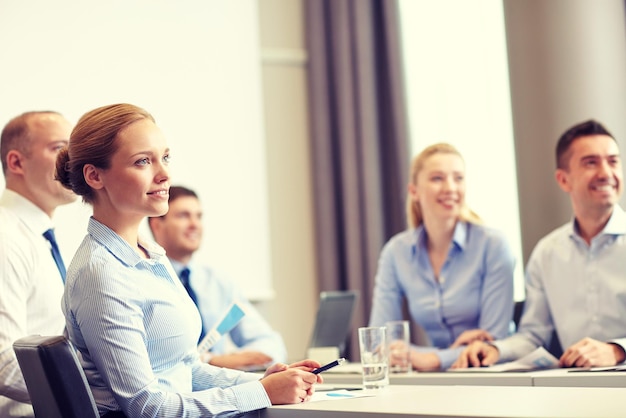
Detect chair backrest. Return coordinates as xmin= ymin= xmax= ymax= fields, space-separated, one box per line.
xmin=13 ymin=335 xmax=99 ymax=418
xmin=511 ymin=300 xmax=563 ymax=358
xmin=513 ymin=300 xmax=525 ymax=331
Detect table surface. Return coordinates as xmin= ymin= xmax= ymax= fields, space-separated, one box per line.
xmin=531 ymin=368 xmax=626 ymax=387
xmin=319 ymin=362 xmax=626 ymax=388
xmin=321 ymin=368 xmax=534 ymax=386
xmin=254 ymin=384 xmax=626 ymax=418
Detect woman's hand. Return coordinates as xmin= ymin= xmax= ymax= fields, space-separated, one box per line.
xmin=450 ymin=329 xmax=493 ymax=348
xmin=264 ymin=359 xmax=322 ymax=380
xmin=409 ymin=351 xmax=441 ymax=371
xmin=451 ymin=340 xmax=499 ymax=369
xmin=261 ymin=367 xmax=319 ymax=404
xmin=388 ymin=340 xmax=410 ymax=368
xmin=261 ymin=359 xmax=323 ymax=404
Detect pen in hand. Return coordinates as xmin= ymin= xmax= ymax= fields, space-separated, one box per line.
xmin=312 ymin=358 xmax=346 ymax=374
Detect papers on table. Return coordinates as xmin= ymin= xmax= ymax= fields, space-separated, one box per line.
xmin=197 ymin=301 xmax=247 ymax=354
xmin=311 ymin=389 xmax=375 ymax=402
xmin=450 ymin=347 xmax=559 ymax=372
xmin=569 ymin=364 xmax=626 ymax=372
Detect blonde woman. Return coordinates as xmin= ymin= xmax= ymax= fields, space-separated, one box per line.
xmin=369 ymin=143 xmax=515 ymax=371
xmin=56 ymin=104 xmax=320 ymax=417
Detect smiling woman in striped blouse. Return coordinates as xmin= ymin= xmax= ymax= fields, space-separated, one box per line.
xmin=55 ymin=103 xmax=321 ymax=418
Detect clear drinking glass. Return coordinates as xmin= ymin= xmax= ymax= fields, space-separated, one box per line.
xmin=357 ymin=326 xmax=389 ymax=389
xmin=385 ymin=320 xmax=411 ymax=373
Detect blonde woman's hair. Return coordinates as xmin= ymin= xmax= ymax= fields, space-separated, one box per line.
xmin=406 ymin=143 xmax=481 ymax=228
xmin=56 ymin=103 xmax=154 ymax=204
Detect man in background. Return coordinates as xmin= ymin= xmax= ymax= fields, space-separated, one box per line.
xmin=0 ymin=111 xmax=76 ymax=417
xmin=148 ymin=185 xmax=287 ymax=370
xmin=452 ymin=119 xmax=626 ymax=369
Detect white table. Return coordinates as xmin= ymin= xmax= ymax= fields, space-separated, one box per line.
xmin=252 ymin=385 xmax=626 ymax=418
xmin=531 ymin=368 xmax=626 ymax=387
xmin=321 ymin=369 xmax=533 ymax=387
xmin=322 ymin=364 xmax=626 ymax=388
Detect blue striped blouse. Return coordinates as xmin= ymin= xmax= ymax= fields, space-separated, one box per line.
xmin=62 ymin=217 xmax=271 ymax=417
xmin=369 ymin=221 xmax=515 ymax=369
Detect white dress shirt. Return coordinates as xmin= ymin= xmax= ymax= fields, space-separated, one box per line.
xmin=0 ymin=189 xmax=65 ymax=418
xmin=169 ymin=259 xmax=287 ymax=363
xmin=495 ymin=206 xmax=626 ymax=362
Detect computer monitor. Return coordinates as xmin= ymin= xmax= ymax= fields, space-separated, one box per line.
xmin=307 ymin=290 xmax=358 ymax=358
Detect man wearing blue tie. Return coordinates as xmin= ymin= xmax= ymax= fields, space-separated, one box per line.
xmin=0 ymin=111 xmax=76 ymax=417
xmin=148 ymin=186 xmax=287 ymax=370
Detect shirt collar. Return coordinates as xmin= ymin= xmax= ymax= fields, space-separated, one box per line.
xmin=451 ymin=221 xmax=469 ymax=250
xmin=169 ymin=258 xmax=190 ymax=276
xmin=570 ymin=205 xmax=626 ymax=239
xmin=603 ymin=206 xmax=626 ymax=235
xmin=0 ymin=189 xmax=53 ymax=235
xmin=412 ymin=221 xmax=468 ymax=254
xmin=87 ymin=217 xmax=166 ymax=266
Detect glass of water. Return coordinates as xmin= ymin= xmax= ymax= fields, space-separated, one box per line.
xmin=357 ymin=326 xmax=389 ymax=389
xmin=385 ymin=320 xmax=411 ymax=373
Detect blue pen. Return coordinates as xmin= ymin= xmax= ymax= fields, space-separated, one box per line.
xmin=312 ymin=358 xmax=346 ymax=374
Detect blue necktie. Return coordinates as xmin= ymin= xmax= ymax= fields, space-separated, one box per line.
xmin=43 ymin=228 xmax=66 ymax=283
xmin=178 ymin=267 xmax=206 ymax=342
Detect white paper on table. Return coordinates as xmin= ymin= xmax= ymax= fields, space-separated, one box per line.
xmin=310 ymin=390 xmax=376 ymax=402
xmin=570 ymin=363 xmax=626 ymax=372
xmin=450 ymin=346 xmax=559 ymax=372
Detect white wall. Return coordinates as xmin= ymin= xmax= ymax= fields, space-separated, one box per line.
xmin=399 ymin=0 xmax=525 ymax=300
xmin=0 ymin=0 xmax=274 ymax=299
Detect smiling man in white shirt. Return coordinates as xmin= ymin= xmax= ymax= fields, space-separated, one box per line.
xmin=0 ymin=111 xmax=76 ymax=417
xmin=452 ymin=119 xmax=626 ymax=370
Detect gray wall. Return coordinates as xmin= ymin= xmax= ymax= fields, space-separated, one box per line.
xmin=504 ymin=0 xmax=626 ymax=264
xmin=256 ymin=0 xmax=318 ymax=361
xmin=258 ymin=0 xmax=626 ymax=359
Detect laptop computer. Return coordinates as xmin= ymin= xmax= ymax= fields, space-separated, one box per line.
xmin=307 ymin=290 xmax=358 ymax=360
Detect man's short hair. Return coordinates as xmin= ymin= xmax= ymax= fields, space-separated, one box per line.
xmin=153 ymin=185 xmax=198 ymax=220
xmin=556 ymin=119 xmax=615 ymax=170
xmin=1 ymin=111 xmax=61 ymax=174
xmin=147 ymin=185 xmax=198 ymax=236
xmin=168 ymin=186 xmax=197 ymax=205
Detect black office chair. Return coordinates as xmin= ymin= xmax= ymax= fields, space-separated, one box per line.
xmin=512 ymin=300 xmax=525 ymax=331
xmin=13 ymin=334 xmax=99 ymax=418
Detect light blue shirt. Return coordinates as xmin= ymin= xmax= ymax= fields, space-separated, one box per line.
xmin=369 ymin=221 xmax=515 ymax=369
xmin=169 ymin=259 xmax=287 ymax=362
xmin=495 ymin=206 xmax=626 ymax=362
xmin=62 ymin=218 xmax=271 ymax=417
